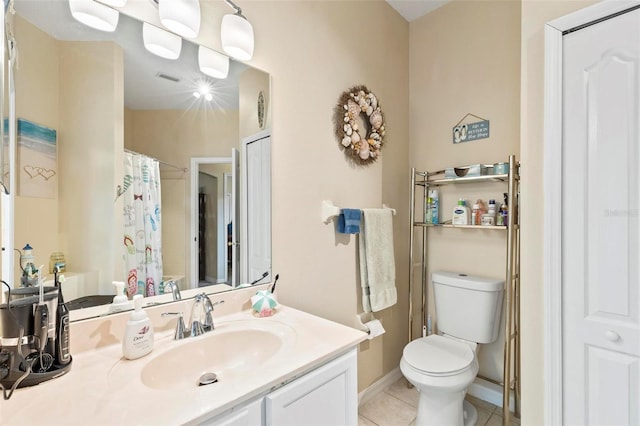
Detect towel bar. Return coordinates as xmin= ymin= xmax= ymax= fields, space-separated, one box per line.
xmin=321 ymin=200 xmax=396 ymax=224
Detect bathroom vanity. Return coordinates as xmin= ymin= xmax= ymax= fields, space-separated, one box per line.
xmin=0 ymin=286 xmax=368 ymax=425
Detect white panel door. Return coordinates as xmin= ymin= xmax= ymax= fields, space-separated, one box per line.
xmin=562 ymin=8 xmax=640 ymax=425
xmin=243 ymin=133 xmax=271 ymax=284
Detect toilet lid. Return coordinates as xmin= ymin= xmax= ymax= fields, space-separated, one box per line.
xmin=403 ymin=335 xmax=474 ymax=375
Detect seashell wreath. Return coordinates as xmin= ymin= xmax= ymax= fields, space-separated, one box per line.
xmin=333 ymin=85 xmax=385 ymax=164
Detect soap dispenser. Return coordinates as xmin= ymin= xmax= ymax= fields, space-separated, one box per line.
xmin=109 ymin=281 xmax=133 ymax=313
xmin=122 ymin=294 xmax=154 ymax=360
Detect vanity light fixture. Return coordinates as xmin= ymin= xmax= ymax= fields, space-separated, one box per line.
xmin=143 ymin=23 xmax=182 ymax=60
xmin=198 ymin=46 xmax=229 ymax=79
xmin=158 ymin=0 xmax=201 ymax=39
xmin=69 ymin=0 xmax=119 ymax=32
xmin=221 ymin=0 xmax=254 ymax=61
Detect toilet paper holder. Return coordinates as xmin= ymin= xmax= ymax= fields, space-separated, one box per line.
xmin=356 ymin=313 xmax=385 ymax=340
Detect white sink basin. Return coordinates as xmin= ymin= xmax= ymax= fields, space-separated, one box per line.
xmin=109 ymin=319 xmax=296 ymax=391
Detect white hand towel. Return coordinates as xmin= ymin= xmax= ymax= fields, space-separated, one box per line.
xmin=359 ymin=208 xmax=397 ymax=313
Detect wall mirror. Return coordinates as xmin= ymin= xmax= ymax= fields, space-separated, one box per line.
xmin=6 ymin=0 xmax=271 ymax=319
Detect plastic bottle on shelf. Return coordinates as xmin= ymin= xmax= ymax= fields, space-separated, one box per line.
xmin=452 ymin=198 xmax=470 ymax=225
xmin=429 ymin=189 xmax=439 ymax=225
xmin=497 ymin=193 xmax=509 ymax=226
xmin=482 ymin=199 xmax=497 ymax=226
xmin=424 ymin=197 xmax=433 ymax=224
xmin=472 ymin=202 xmax=481 ymax=226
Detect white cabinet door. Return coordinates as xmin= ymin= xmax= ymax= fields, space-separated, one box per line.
xmin=562 ymin=7 xmax=640 ymax=425
xmin=265 ymin=349 xmax=358 ymax=426
xmin=200 ymin=398 xmax=263 ymax=426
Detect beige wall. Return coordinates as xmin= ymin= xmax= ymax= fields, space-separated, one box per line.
xmin=409 ymin=0 xmax=521 ymax=383
xmin=239 ymin=66 xmax=271 ymax=139
xmin=12 ymin=16 xmax=59 ymax=281
xmin=519 ymin=1 xmax=597 ymax=423
xmin=58 ymin=41 xmax=123 ymax=294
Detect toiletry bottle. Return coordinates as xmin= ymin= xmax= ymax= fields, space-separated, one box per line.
xmin=452 ymin=198 xmax=470 ymax=225
xmin=429 ymin=189 xmax=439 ymax=225
xmin=482 ymin=200 xmax=497 ymax=226
xmin=472 ymin=202 xmax=481 ymax=225
xmin=54 ymin=270 xmax=71 ymax=366
xmin=110 ymin=281 xmax=132 ymax=313
xmin=424 ymin=197 xmax=433 ymax=224
xmin=122 ymin=294 xmax=154 ymax=360
xmin=497 ymin=193 xmax=509 ymax=226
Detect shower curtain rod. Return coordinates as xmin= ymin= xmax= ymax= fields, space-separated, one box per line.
xmin=124 ymin=149 xmax=188 ymax=172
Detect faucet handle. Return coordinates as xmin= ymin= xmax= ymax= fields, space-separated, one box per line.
xmin=162 ymin=312 xmax=187 ymax=340
xmin=202 ymin=298 xmax=224 ymax=331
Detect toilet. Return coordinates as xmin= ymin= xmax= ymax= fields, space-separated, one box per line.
xmin=400 ymin=271 xmax=503 ymax=426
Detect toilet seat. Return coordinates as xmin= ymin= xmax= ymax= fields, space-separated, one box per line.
xmin=403 ymin=335 xmax=475 ymax=376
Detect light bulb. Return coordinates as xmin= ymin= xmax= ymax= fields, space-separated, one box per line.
xmin=69 ymin=0 xmax=119 ymax=32
xmin=143 ymin=23 xmax=182 ymax=60
xmin=221 ymin=13 xmax=254 ymax=61
xmin=159 ymin=0 xmax=201 ymax=39
xmin=198 ymin=46 xmax=229 ymax=79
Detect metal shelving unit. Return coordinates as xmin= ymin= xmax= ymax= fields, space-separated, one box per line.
xmin=408 ymin=155 xmax=520 ymax=425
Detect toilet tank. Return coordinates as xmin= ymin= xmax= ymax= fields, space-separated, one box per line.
xmin=432 ymin=271 xmax=504 ymax=344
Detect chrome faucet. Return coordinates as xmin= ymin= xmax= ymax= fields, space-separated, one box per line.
xmin=162 ymin=312 xmax=187 ymax=340
xmin=164 ymin=280 xmax=181 ymax=301
xmin=189 ymin=293 xmax=225 ymax=335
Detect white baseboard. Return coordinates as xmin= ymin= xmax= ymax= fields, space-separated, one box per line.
xmin=358 ymin=367 xmax=403 ymax=407
xmin=358 ymin=369 xmax=515 ymax=413
xmin=468 ymin=377 xmax=515 ymax=412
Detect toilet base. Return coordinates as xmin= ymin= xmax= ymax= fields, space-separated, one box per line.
xmin=415 ymin=388 xmax=473 ymax=426
xmin=463 ymin=400 xmax=478 ymax=426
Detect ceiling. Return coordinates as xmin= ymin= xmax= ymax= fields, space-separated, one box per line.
xmin=385 ymin=0 xmax=449 ymax=22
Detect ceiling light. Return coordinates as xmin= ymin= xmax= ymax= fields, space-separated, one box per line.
xmin=143 ymin=23 xmax=182 ymax=60
xmin=69 ymin=0 xmax=119 ymax=32
xmin=198 ymin=46 xmax=229 ymax=79
xmin=98 ymin=0 xmax=127 ymax=6
xmin=193 ymin=82 xmax=214 ymax=101
xmin=220 ymin=13 xmax=254 ymax=61
xmin=159 ymin=0 xmax=201 ymax=39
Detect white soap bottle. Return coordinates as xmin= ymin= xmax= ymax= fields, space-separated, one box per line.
xmin=452 ymin=198 xmax=470 ymax=225
xmin=122 ymin=294 xmax=154 ymax=360
xmin=109 ymin=281 xmax=133 ymax=313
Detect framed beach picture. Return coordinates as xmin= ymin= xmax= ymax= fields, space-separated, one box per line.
xmin=17 ymin=118 xmax=57 ymax=198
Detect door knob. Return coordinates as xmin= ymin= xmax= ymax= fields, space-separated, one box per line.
xmin=604 ymin=330 xmax=620 ymax=342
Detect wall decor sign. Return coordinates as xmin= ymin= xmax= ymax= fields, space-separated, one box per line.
xmin=16 ymin=118 xmax=58 ymax=198
xmin=333 ymin=85 xmax=385 ymax=165
xmin=452 ymin=113 xmax=490 ymax=144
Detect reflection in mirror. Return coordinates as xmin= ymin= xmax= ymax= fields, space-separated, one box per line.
xmin=6 ymin=0 xmax=271 ymax=319
xmin=193 ymin=157 xmax=235 ymax=289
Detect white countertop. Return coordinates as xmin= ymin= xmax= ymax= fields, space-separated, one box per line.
xmin=0 ymin=306 xmax=367 ymax=425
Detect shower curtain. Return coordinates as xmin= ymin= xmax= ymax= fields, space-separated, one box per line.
xmin=122 ymin=152 xmax=163 ymax=297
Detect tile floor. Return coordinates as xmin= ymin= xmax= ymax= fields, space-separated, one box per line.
xmin=358 ymin=377 xmax=520 ymax=426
